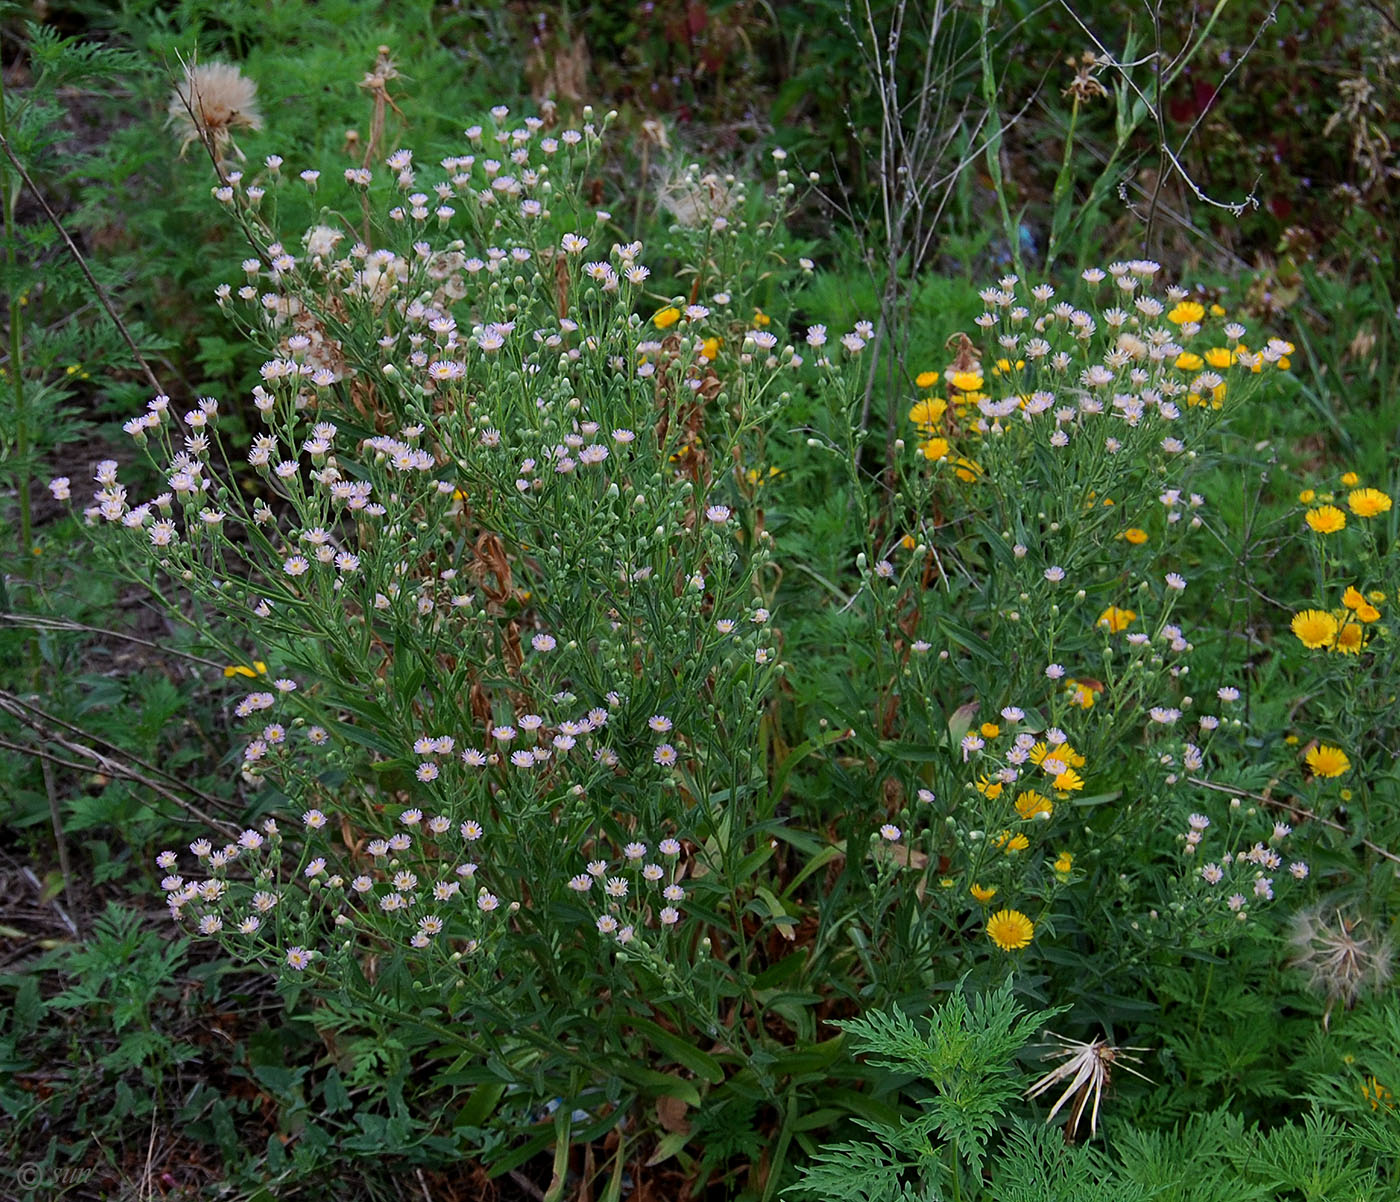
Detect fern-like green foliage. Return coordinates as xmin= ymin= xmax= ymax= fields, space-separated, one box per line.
xmin=787 ymin=979 xmax=1066 ymax=1200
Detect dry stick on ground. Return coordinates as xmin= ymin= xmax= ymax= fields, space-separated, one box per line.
xmin=0 ymin=131 xmax=164 ymax=396
xmin=0 ymin=735 xmax=241 ymax=840
xmin=0 ymin=691 xmax=242 ymax=831
xmin=1187 ymin=775 xmax=1400 ymax=867
xmin=0 ymin=613 xmax=231 ymax=671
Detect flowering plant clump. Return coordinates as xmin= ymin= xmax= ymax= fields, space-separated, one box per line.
xmin=791 ymin=262 xmax=1328 ymax=997
xmin=50 ymin=62 xmax=1400 ymax=1179
xmin=65 ymin=104 xmax=891 ymax=1120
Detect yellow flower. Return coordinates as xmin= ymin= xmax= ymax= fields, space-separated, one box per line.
xmin=1096 ymin=605 xmax=1136 ymax=634
xmin=1123 ymin=527 xmax=1148 ymax=546
xmin=1205 ymin=347 xmax=1234 ymax=369
xmin=1356 ymin=602 xmax=1381 ymax=623
xmin=224 ymin=661 xmax=268 ymax=679
xmin=752 ymin=309 xmax=771 ymax=327
xmin=1306 ymin=505 xmax=1346 ymax=534
xmin=980 ymin=722 xmax=1001 ymax=739
xmin=986 ymin=909 xmax=1035 ymax=951
xmin=997 ymin=831 xmax=1030 ymax=854
xmin=1342 ymin=586 xmax=1366 ymax=610
xmin=915 ymin=370 xmax=939 ymax=388
xmin=1210 ymin=303 xmax=1226 ymax=317
xmin=953 ymin=456 xmax=982 ymax=482
xmin=948 ymin=370 xmax=983 ymax=392
xmin=919 ymin=437 xmax=950 ymax=461
xmin=1291 ymin=609 xmax=1338 ymax=650
xmin=1340 ymin=472 xmax=1360 ymax=487
xmin=652 ymin=306 xmax=680 ymax=329
xmin=976 ymin=776 xmax=1005 ymax=801
xmin=1015 ymin=790 xmax=1053 ymax=820
xmin=1174 ymin=352 xmax=1204 ymax=371
xmin=900 ymin=534 xmax=917 ymax=550
xmin=1168 ymin=301 xmax=1206 ymax=324
xmin=1334 ymin=623 xmax=1364 ymax=654
xmin=908 ymin=397 xmax=947 ymax=430
xmin=1361 ymin=1076 xmax=1394 ymax=1112
xmin=1030 ymin=742 xmax=1085 ymax=770
xmin=1052 ymin=852 xmax=1073 ymax=878
xmin=970 ymin=883 xmax=997 ymax=902
xmin=1065 ymin=680 xmax=1096 ymax=709
xmin=1053 ymin=768 xmax=1084 ymax=793
xmin=1298 ymin=489 xmax=1316 ymax=504
xmin=1348 ymin=488 xmax=1392 ymax=518
xmin=1304 ymin=744 xmax=1350 ymax=778
xmin=700 ymin=335 xmax=721 ymax=359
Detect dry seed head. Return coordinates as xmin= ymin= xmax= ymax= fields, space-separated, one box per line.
xmin=169 ymin=62 xmax=263 ymax=161
xmin=1288 ymin=907 xmax=1394 ymax=1022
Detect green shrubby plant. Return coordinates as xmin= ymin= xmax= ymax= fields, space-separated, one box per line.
xmin=64 ymin=101 xmax=875 ymax=1174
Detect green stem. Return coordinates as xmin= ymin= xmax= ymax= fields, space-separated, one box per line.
xmin=0 ymin=69 xmax=31 ymax=564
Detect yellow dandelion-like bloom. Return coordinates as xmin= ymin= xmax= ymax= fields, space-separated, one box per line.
xmin=970 ymin=883 xmax=997 ymax=902
xmin=1052 ymin=851 xmax=1073 ymax=877
xmin=987 ymin=909 xmax=1035 ymax=951
xmin=168 ymin=62 xmax=263 ymax=161
xmin=700 ymin=335 xmax=721 ymax=359
xmin=752 ymin=309 xmax=771 ymax=327
xmin=1348 ymin=488 xmax=1392 ymax=518
xmin=1205 ymin=347 xmax=1234 ymax=369
xmin=1298 ymin=488 xmax=1316 ymax=504
xmin=915 ymin=370 xmax=939 ymax=388
xmin=1341 ymin=471 xmax=1360 ymax=487
xmin=223 ymin=660 xmax=268 ymax=679
xmin=976 ymin=776 xmax=1005 ymax=801
xmin=1361 ymin=1077 xmax=1394 ymax=1112
xmin=1174 ymin=352 xmax=1204 ymax=371
xmin=980 ymin=722 xmax=1001 ymax=738
xmin=1306 ymin=505 xmax=1347 ymax=534
xmin=1291 ymin=609 xmax=1338 ymax=650
xmin=652 ymin=306 xmax=680 ymax=329
xmin=908 ymin=397 xmax=947 ymax=430
xmin=1065 ymin=680 xmax=1096 ymax=709
xmin=1168 ymin=301 xmax=1206 ymax=325
xmin=1015 ymin=790 xmax=1053 ymax=820
xmin=1305 ymin=744 xmax=1351 ymax=779
xmin=994 ymin=830 xmax=1030 ymax=853
xmin=948 ymin=370 xmax=983 ymax=392
xmin=953 ymin=456 xmax=982 ymax=482
xmin=1342 ymin=586 xmax=1366 ymax=610
xmin=1355 ymin=602 xmax=1381 ymax=623
xmin=919 ymin=437 xmax=950 ymax=461
xmin=1053 ymin=768 xmax=1084 ymax=793
xmin=1123 ymin=527 xmax=1148 ymax=545
xmin=1334 ymin=623 xmax=1364 ymax=654
xmin=1096 ymin=605 xmax=1136 ymax=634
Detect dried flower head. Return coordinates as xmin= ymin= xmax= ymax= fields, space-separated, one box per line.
xmin=1289 ymin=907 xmax=1394 ymax=1027
xmin=168 ymin=62 xmax=263 ymax=162
xmin=1025 ymin=1032 xmax=1150 ymax=1141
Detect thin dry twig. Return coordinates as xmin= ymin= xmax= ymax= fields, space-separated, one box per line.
xmin=0 ymin=130 xmax=164 ymax=395
xmin=1187 ymin=775 xmax=1400 ymax=866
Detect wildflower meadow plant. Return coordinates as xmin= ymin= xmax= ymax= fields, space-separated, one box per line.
xmin=64 ymin=103 xmax=875 ymax=1135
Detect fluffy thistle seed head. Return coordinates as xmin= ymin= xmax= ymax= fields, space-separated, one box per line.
xmin=1289 ymin=907 xmax=1394 ymax=1026
xmin=168 ymin=62 xmax=263 ymax=161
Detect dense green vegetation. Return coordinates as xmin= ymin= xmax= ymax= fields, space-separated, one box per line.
xmin=2 ymin=2 xmax=1398 ymax=1198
